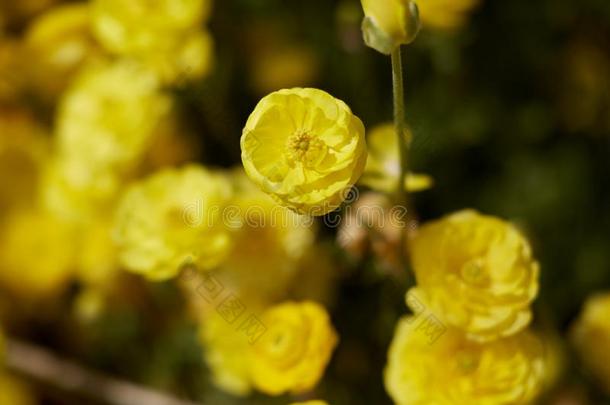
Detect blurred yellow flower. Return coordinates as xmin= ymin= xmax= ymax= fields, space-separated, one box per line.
xmin=114 ymin=165 xmax=231 ymax=281
xmin=385 ymin=317 xmax=545 ymax=405
xmin=241 ymin=88 xmax=367 ymax=216
xmin=570 ymin=292 xmax=610 ymax=395
xmin=408 ymin=210 xmax=539 ymax=341
xmin=251 ymin=301 xmax=338 ymax=395
xmin=56 ymin=60 xmax=171 ymax=174
xmin=418 ymin=0 xmax=481 ymax=31
xmin=360 ymin=123 xmax=433 ymax=193
xmin=0 ymin=373 xmax=37 ymax=405
xmin=361 ymin=0 xmax=421 ymax=54
xmin=199 ymin=312 xmax=253 ymax=396
xmin=91 ymin=0 xmax=213 ymax=83
xmin=0 ymin=210 xmax=75 ymax=298
xmin=24 ymin=3 xmax=101 ymax=101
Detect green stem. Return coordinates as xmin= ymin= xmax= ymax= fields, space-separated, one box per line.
xmin=391 ymin=46 xmax=411 ymax=272
xmin=391 ymin=47 xmax=409 ymax=204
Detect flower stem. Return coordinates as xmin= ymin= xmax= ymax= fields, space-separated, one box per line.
xmin=391 ymin=46 xmax=411 ymax=272
xmin=391 ymin=46 xmax=409 ymax=204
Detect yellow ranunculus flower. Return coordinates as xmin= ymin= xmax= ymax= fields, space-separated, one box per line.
xmin=408 ymin=210 xmax=539 ymax=341
xmin=570 ymin=292 xmax=610 ymax=394
xmin=114 ymin=165 xmax=232 ymax=281
xmin=360 ymin=123 xmax=433 ymax=194
xmin=91 ymin=0 xmax=213 ymax=83
xmin=0 ymin=210 xmax=75 ymax=298
xmin=241 ymin=88 xmax=367 ymax=216
xmin=418 ymin=0 xmax=481 ymax=31
xmin=361 ymin=0 xmax=421 ymax=54
xmin=251 ymin=301 xmax=338 ymax=395
xmin=385 ymin=317 xmax=546 ymax=405
xmin=290 ymin=402 xmax=329 ymax=405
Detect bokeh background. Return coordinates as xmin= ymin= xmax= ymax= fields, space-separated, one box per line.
xmin=1 ymin=0 xmax=609 ymax=404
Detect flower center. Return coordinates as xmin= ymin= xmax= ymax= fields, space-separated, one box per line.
xmin=455 ymin=351 xmax=480 ymax=374
xmin=286 ymin=131 xmax=327 ymax=168
xmin=460 ymin=259 xmax=489 ymax=287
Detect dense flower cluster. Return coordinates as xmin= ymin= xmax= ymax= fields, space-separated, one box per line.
xmin=385 ymin=209 xmax=546 ymax=404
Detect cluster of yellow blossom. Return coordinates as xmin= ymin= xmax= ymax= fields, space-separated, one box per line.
xmin=1 ymin=0 xmax=214 ymax=312
xmin=385 ymin=210 xmax=548 ymax=404
xmin=570 ymin=292 xmax=610 ymax=395
xmin=241 ymin=88 xmax=367 ymax=216
xmin=199 ymin=301 xmax=338 ymax=397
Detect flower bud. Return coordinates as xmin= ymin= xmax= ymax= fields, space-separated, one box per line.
xmin=361 ymin=0 xmax=421 ymax=54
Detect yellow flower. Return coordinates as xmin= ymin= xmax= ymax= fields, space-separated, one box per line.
xmin=241 ymin=88 xmax=367 ymax=216
xmin=56 ymin=59 xmax=171 ymax=173
xmin=418 ymin=0 xmax=481 ymax=31
xmin=114 ymin=165 xmax=232 ymax=281
xmin=251 ymin=301 xmax=338 ymax=395
xmin=0 ymin=210 xmax=75 ymax=298
xmin=361 ymin=0 xmax=421 ymax=54
xmin=199 ymin=312 xmax=253 ymax=396
xmin=91 ymin=0 xmax=213 ymax=83
xmin=360 ymin=123 xmax=433 ymax=194
xmin=408 ymin=210 xmax=539 ymax=341
xmin=385 ymin=317 xmax=546 ymax=405
xmin=570 ymin=292 xmax=610 ymax=394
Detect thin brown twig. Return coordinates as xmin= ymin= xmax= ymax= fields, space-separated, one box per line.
xmin=5 ymin=338 xmax=202 ymax=405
